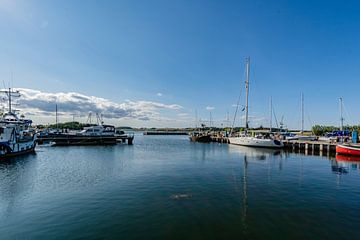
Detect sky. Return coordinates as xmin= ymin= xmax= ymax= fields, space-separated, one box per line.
xmin=0 ymin=0 xmax=360 ymax=129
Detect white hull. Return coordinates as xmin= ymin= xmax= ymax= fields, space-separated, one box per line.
xmin=286 ymin=135 xmax=316 ymax=141
xmin=228 ymin=136 xmax=284 ymax=148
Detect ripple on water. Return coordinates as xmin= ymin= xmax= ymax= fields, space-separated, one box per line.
xmin=1 ymin=136 xmax=360 ymax=239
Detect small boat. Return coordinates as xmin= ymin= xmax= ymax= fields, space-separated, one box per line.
xmin=43 ymin=124 xmax=134 ymax=146
xmin=336 ymin=143 xmax=360 ymax=156
xmin=189 ymin=132 xmax=212 ymax=143
xmin=0 ymin=89 xmax=37 ymax=158
xmin=229 ymin=57 xmax=284 ymax=149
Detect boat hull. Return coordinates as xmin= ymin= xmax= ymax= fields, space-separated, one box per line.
xmin=50 ymin=136 xmax=119 ymax=146
xmin=228 ymin=137 xmax=284 ymax=148
xmin=336 ymin=144 xmax=360 ymax=156
xmin=0 ymin=145 xmax=36 ymax=159
xmin=189 ymin=135 xmax=212 ymax=143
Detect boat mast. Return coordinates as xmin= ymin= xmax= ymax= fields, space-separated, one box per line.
xmin=55 ymin=104 xmax=58 ymax=130
xmin=269 ymin=97 xmax=272 ymax=132
xmin=0 ymin=88 xmax=20 ymax=114
xmin=339 ymin=97 xmax=344 ymax=131
xmin=301 ymin=93 xmax=304 ymax=133
xmin=244 ymin=57 xmax=250 ymax=130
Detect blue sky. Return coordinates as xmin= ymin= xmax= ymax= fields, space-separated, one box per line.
xmin=0 ymin=0 xmax=359 ymax=128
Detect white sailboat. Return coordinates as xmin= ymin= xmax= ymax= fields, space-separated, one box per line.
xmin=228 ymin=57 xmax=284 ymax=148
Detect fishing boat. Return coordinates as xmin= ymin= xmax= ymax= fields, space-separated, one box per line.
xmin=336 ymin=143 xmax=360 ymax=156
xmin=228 ymin=57 xmax=284 ymax=148
xmin=0 ymin=88 xmax=37 ymax=158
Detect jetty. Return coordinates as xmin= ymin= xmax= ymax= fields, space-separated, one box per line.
xmin=208 ymin=135 xmax=339 ymax=154
xmin=143 ymin=131 xmax=188 ymax=135
xmin=283 ymin=140 xmax=337 ymax=154
xmin=37 ymin=134 xmax=134 ymax=146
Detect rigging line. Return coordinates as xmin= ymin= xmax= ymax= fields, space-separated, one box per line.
xmin=272 ymin=103 xmax=279 ymax=129
xmin=342 ymin=101 xmax=353 ymax=125
xmin=230 ymin=60 xmax=246 ymax=134
xmin=305 ymin=109 xmax=314 ymax=131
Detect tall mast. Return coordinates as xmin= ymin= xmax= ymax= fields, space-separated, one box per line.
xmin=195 ymin=109 xmax=198 ymax=129
xmin=269 ymin=97 xmax=272 ymax=132
xmin=8 ymin=88 xmax=11 ymax=113
xmin=0 ymin=88 xmax=20 ymax=113
xmin=301 ymin=93 xmax=304 ymax=133
xmin=244 ymin=57 xmax=250 ymax=130
xmin=55 ymin=104 xmax=58 ymax=130
xmin=339 ymin=97 xmax=344 ymax=131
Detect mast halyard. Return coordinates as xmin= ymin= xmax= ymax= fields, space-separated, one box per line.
xmin=244 ymin=57 xmax=250 ymax=130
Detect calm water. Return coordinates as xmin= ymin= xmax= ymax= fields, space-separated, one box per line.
xmin=1 ymin=135 xmax=360 ymax=239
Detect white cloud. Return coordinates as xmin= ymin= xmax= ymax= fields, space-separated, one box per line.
xmin=8 ymin=88 xmax=182 ymax=122
xmin=206 ymin=106 xmax=215 ymax=111
xmin=156 ymin=92 xmax=163 ymax=97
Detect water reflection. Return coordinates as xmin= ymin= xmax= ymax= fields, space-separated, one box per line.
xmin=0 ymin=153 xmax=38 ymax=216
xmin=331 ymin=155 xmax=360 ymax=174
xmin=229 ymin=146 xmax=289 ymax=237
xmin=228 ymin=145 xmax=286 ymax=161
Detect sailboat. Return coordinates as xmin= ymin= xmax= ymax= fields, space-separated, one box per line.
xmin=285 ymin=93 xmax=316 ymax=141
xmin=228 ymin=57 xmax=284 ymax=148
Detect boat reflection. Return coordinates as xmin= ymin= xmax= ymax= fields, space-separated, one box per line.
xmin=0 ymin=153 xmax=37 ymax=216
xmin=228 ymin=144 xmax=285 ymax=161
xmin=331 ymin=154 xmax=360 ymax=174
xmin=336 ymin=154 xmax=360 ymax=163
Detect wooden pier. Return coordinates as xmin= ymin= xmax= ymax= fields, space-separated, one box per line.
xmin=282 ymin=140 xmax=338 ymax=157
xmin=283 ymin=140 xmax=337 ymax=153
xmin=37 ymin=134 xmax=134 ymax=146
xmin=209 ymin=136 xmax=338 ymax=154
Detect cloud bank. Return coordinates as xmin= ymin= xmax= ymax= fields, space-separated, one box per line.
xmin=10 ymin=88 xmax=182 ymax=121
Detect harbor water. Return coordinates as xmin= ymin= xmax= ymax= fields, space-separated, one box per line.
xmin=1 ymin=135 xmax=360 ymax=239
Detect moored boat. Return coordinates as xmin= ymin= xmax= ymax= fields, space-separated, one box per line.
xmin=189 ymin=132 xmax=212 ymax=143
xmin=229 ymin=57 xmax=284 ymax=149
xmin=0 ymin=88 xmax=37 ymax=158
xmin=47 ymin=124 xmax=134 ymax=146
xmin=336 ymin=143 xmax=360 ymax=156
xmin=229 ymin=134 xmax=283 ymax=148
